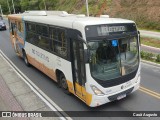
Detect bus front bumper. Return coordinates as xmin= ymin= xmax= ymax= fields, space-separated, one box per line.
xmin=89 ymin=82 xmax=140 ymax=107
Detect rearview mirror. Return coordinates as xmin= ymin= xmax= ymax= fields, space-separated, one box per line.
xmin=78 ymin=36 xmax=90 ymax=63
xmin=78 ymin=35 xmax=89 ymax=49
xmin=84 ymin=49 xmax=90 ymax=63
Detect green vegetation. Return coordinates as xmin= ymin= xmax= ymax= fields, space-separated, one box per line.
xmin=0 ymin=0 xmax=159 ymax=31
xmin=0 ymin=0 xmax=58 ymax=14
xmin=141 ymin=37 xmax=160 ymax=48
xmin=141 ymin=51 xmax=160 ymax=64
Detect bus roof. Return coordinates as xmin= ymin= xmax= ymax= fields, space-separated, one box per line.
xmin=8 ymin=11 xmax=135 ymax=31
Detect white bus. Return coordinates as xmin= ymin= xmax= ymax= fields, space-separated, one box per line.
xmin=8 ymin=11 xmax=141 ymax=107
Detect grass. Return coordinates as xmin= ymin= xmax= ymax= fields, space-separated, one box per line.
xmin=141 ymin=37 xmax=160 ymax=48
xmin=140 ymin=51 xmax=160 ymax=64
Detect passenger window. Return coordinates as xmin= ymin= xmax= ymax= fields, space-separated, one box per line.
xmin=55 ymin=29 xmax=67 ymax=57
xmin=27 ymin=23 xmax=36 ymax=32
xmin=38 ymin=36 xmax=50 ymax=50
xmin=36 ymin=25 xmax=48 ymax=37
xmin=50 ymin=28 xmax=57 ymax=52
xmin=42 ymin=26 xmax=48 ymax=37
xmin=36 ymin=25 xmax=41 ymax=34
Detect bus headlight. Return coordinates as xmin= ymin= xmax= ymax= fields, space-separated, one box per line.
xmin=90 ymin=85 xmax=104 ymax=96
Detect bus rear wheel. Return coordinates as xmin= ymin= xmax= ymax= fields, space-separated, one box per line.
xmin=23 ymin=51 xmax=30 ymax=66
xmin=60 ymin=74 xmax=70 ymax=94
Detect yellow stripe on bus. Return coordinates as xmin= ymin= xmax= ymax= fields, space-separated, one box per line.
xmin=26 ymin=54 xmax=93 ymax=105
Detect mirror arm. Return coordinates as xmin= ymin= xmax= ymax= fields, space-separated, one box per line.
xmin=138 ymin=31 xmax=141 ymax=46
xmin=78 ymin=35 xmax=89 ymax=48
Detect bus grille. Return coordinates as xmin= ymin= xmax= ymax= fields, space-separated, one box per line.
xmin=108 ymin=87 xmax=134 ymax=101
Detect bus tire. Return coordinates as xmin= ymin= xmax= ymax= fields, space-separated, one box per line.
xmin=60 ymin=74 xmax=70 ymax=94
xmin=23 ymin=51 xmax=30 ymax=66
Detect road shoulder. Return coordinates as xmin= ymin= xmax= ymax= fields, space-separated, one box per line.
xmin=0 ymin=53 xmax=57 ymax=119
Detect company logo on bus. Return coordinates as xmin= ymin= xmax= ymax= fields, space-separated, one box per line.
xmin=32 ymin=49 xmax=49 ymax=62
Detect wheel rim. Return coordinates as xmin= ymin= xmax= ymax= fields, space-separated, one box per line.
xmin=61 ymin=77 xmax=67 ymax=89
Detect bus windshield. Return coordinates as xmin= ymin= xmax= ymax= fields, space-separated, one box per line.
xmin=88 ymin=36 xmax=139 ymax=81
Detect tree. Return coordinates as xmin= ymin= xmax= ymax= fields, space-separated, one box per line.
xmin=0 ymin=0 xmax=9 ymax=14
xmin=20 ymin=0 xmax=30 ymax=12
xmin=39 ymin=0 xmax=58 ymax=10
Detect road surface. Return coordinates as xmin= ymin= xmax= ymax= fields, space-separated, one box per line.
xmin=141 ymin=45 xmax=160 ymax=54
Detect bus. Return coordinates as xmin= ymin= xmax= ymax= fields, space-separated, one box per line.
xmin=8 ymin=11 xmax=141 ymax=107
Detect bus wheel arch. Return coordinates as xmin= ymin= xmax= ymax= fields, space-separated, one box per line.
xmin=55 ymin=69 xmax=70 ymax=94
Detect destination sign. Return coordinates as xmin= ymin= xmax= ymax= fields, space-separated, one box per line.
xmin=97 ymin=26 xmax=126 ymax=36
xmin=85 ymin=23 xmax=137 ymax=38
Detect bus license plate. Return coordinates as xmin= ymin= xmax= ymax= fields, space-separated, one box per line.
xmin=117 ymin=94 xmax=126 ymax=100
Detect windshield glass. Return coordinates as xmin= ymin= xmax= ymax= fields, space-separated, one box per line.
xmin=88 ymin=36 xmax=139 ymax=81
xmin=0 ymin=16 xmax=3 ymax=20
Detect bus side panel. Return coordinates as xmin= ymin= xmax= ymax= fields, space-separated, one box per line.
xmin=25 ymin=42 xmax=57 ymax=81
xmin=24 ymin=42 xmax=74 ymax=87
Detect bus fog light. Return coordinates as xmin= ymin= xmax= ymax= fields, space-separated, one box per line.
xmin=90 ymin=85 xmax=104 ymax=96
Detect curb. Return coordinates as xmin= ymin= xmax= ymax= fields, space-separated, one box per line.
xmin=141 ymin=44 xmax=160 ymax=51
xmin=141 ymin=60 xmax=160 ymax=67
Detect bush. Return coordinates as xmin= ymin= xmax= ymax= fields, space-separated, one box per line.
xmin=140 ymin=51 xmax=156 ymax=60
xmin=145 ymin=52 xmax=155 ymax=60
xmin=156 ymin=54 xmax=160 ymax=62
xmin=140 ymin=51 xmax=146 ymax=58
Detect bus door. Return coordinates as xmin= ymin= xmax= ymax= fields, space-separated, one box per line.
xmin=71 ymin=38 xmax=87 ymax=101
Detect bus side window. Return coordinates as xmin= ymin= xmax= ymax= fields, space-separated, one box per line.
xmin=56 ymin=29 xmax=67 ymax=57
xmin=36 ymin=25 xmax=41 ymax=34
xmin=18 ymin=22 xmax=24 ymax=33
xmin=26 ymin=23 xmax=38 ymax=45
xmin=35 ymin=24 xmax=50 ymax=50
xmin=36 ymin=24 xmax=48 ymax=37
xmin=42 ymin=26 xmax=48 ymax=37
xmin=49 ymin=27 xmax=57 ymax=52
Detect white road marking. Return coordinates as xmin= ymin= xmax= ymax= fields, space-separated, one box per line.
xmin=0 ymin=50 xmax=72 ymax=120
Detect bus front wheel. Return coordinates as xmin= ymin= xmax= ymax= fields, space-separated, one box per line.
xmin=60 ymin=74 xmax=70 ymax=94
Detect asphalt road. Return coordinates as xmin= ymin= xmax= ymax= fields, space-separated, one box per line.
xmin=141 ymin=45 xmax=160 ymax=54
xmin=140 ymin=30 xmax=160 ymax=39
xmin=0 ymin=22 xmax=160 ymax=120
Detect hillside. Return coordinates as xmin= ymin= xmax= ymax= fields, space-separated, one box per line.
xmin=54 ymin=0 xmax=160 ymax=30
xmin=0 ymin=0 xmax=159 ymax=30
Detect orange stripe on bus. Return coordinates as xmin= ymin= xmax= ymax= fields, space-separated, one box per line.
xmin=26 ymin=54 xmax=92 ymax=106
xmin=27 ymin=54 xmax=57 ymax=82
xmin=86 ymin=92 xmax=92 ymax=106
xmin=8 ymin=15 xmax=22 ymax=22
